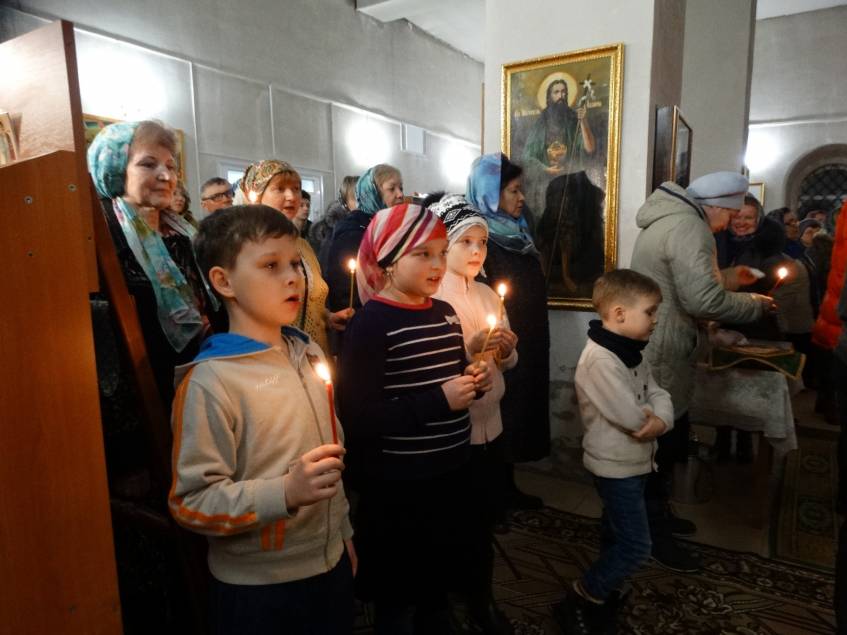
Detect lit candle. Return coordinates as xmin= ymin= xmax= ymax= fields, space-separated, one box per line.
xmin=477 ymin=314 xmax=498 ymax=365
xmin=314 ymin=363 xmax=338 ymax=444
xmin=497 ymin=282 xmax=508 ymax=321
xmin=248 ymin=190 xmax=259 ymax=203
xmin=769 ymin=266 xmax=789 ymax=294
xmin=347 ymin=258 xmax=357 ymax=309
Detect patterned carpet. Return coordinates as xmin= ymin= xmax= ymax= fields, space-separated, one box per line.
xmin=773 ymin=428 xmax=839 ymax=571
xmin=357 ymin=506 xmax=837 ymax=633
xmin=491 ymin=507 xmax=836 ymax=634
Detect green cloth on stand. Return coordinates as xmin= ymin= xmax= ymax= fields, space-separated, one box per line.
xmin=708 ymin=345 xmax=806 ymax=381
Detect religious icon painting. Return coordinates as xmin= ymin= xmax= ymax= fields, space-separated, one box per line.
xmin=502 ymin=44 xmax=623 ymax=309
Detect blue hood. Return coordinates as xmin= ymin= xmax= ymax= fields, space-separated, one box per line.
xmin=174 ymin=328 xmax=312 ymax=387
xmin=193 ymin=333 xmax=271 ymax=362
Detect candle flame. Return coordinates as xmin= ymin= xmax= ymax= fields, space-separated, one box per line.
xmin=497 ymin=282 xmax=507 ymax=299
xmin=315 ymin=362 xmax=331 ymax=384
xmin=486 ymin=314 xmax=497 ymax=329
xmin=248 ymin=190 xmax=259 ymax=203
xmin=347 ymin=258 xmax=357 ymax=273
xmin=777 ymin=266 xmax=788 ymax=279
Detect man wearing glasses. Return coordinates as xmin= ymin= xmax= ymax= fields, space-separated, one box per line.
xmin=200 ymin=177 xmax=234 ymax=214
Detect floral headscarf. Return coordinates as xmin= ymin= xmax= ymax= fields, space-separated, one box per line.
xmin=356 ymin=203 xmax=447 ymax=304
xmin=87 ymin=121 xmax=203 ymax=352
xmin=355 ymin=166 xmax=385 ymax=216
xmin=467 ymin=153 xmax=538 ymax=257
xmin=240 ymin=160 xmax=299 ymax=203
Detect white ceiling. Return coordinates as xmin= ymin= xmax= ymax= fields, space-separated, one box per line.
xmin=357 ymin=0 xmax=847 ymax=62
xmin=756 ymin=0 xmax=847 ymax=19
xmin=357 ymin=0 xmax=485 ymax=62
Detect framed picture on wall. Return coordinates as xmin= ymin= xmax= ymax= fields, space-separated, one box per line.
xmin=502 ymin=43 xmax=623 ymax=310
xmin=748 ymin=181 xmax=765 ymax=207
xmin=82 ymin=113 xmax=186 ymax=184
xmin=652 ymin=105 xmax=692 ymax=191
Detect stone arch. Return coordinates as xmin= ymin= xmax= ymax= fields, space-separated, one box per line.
xmin=784 ymin=143 xmax=847 ymax=212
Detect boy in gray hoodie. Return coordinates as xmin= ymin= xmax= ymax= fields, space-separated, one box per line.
xmin=554 ymin=269 xmax=673 ymax=635
xmin=169 ymin=205 xmax=355 ymax=634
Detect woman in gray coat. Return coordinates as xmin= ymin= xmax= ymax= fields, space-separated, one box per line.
xmin=631 ymin=171 xmax=772 ymax=572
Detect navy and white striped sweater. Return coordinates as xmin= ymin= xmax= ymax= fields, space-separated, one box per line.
xmin=339 ymin=297 xmax=471 ymax=481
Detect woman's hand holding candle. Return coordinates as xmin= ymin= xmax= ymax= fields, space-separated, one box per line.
xmin=768 ymin=265 xmax=789 ymax=294
xmin=328 ymin=307 xmax=355 ymax=332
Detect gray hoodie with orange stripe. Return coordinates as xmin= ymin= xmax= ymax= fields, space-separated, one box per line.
xmin=169 ymin=329 xmax=353 ymax=585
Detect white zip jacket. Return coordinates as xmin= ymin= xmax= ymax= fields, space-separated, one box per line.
xmin=169 ymin=329 xmax=353 ymax=585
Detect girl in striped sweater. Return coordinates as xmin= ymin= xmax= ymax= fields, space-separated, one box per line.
xmin=338 ymin=202 xmax=492 ymax=633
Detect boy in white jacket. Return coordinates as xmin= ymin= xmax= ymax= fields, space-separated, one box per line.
xmin=554 ymin=269 xmax=673 ymax=635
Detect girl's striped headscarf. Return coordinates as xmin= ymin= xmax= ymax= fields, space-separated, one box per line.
xmin=356 ymin=203 xmax=447 ymax=304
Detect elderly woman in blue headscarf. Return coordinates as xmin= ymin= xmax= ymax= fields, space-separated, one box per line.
xmin=320 ymin=163 xmax=404 ymax=315
xmin=467 ymin=152 xmax=550 ymax=511
xmin=88 ymin=120 xmax=221 ymax=402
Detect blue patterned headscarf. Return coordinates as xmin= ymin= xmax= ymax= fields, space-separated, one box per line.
xmin=87 ymin=121 xmax=203 ymax=352
xmin=467 ymin=153 xmax=538 ymax=257
xmin=356 ymin=166 xmax=386 ymax=216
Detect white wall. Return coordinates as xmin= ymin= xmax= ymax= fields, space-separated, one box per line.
xmin=681 ymin=0 xmax=756 ymax=178
xmin=485 ymin=0 xmax=685 ymax=459
xmin=747 ymin=5 xmax=847 ymax=209
xmin=0 ymin=1 xmax=482 ymax=216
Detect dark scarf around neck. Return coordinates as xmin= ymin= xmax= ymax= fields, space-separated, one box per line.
xmin=588 ymin=320 xmax=647 ymax=368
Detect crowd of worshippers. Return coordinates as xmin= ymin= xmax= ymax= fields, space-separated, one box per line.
xmin=86 ymin=119 xmax=847 ymax=635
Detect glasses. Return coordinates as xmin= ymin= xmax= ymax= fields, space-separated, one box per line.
xmin=202 ymin=190 xmax=233 ymax=202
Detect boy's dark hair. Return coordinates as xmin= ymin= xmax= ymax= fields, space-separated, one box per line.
xmin=592 ymin=269 xmax=662 ymax=317
xmin=301 ymin=189 xmax=311 ymax=201
xmin=194 ymin=205 xmax=298 ymax=279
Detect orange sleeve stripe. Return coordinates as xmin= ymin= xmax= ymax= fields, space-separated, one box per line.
xmin=172 ymin=515 xmax=258 ymax=536
xmin=168 ymin=366 xmax=257 ymax=530
xmin=168 ymin=367 xmax=196 ymax=504
xmin=274 ymin=520 xmax=285 ymax=550
xmin=169 ymin=498 xmax=258 ymax=526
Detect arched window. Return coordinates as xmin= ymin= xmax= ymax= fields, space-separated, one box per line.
xmin=798 ymin=163 xmax=847 ymax=216
xmin=785 ymin=143 xmax=847 ymax=216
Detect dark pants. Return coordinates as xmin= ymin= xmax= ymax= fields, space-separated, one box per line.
xmin=581 ymin=475 xmax=652 ymax=601
xmin=466 ymin=437 xmax=508 ymax=597
xmin=210 ymin=551 xmax=354 ymax=635
xmin=354 ymin=463 xmax=476 ymax=633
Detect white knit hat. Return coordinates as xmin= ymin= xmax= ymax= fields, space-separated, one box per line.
xmin=687 ymin=171 xmax=749 ymax=210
